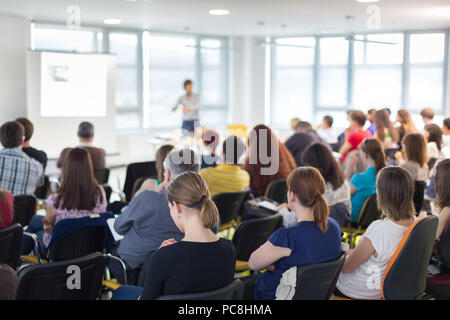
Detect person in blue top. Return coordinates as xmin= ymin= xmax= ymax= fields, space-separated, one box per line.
xmin=249 ymin=166 xmax=342 ymax=300
xmin=349 ymin=138 xmax=387 ymax=222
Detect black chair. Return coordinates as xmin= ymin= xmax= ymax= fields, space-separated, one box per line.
xmin=156 ymin=279 xmax=244 ymax=300
xmin=34 ymin=175 xmax=50 ymax=199
xmin=94 ymin=168 xmax=110 ymax=185
xmin=428 ymin=158 xmax=438 ymax=171
xmin=0 ymin=223 xmax=23 ymax=269
xmin=123 ymin=161 xmax=157 ymax=201
xmin=130 ymin=176 xmax=155 ymax=199
xmin=232 ymin=214 xmax=283 ymax=272
xmin=293 ymin=252 xmax=346 ymax=300
xmin=16 ymin=252 xmax=106 ymax=300
xmin=212 ymin=190 xmax=251 ymax=231
xmin=13 ymin=195 xmax=37 ymax=227
xmin=413 ymin=181 xmax=426 ymax=214
xmin=265 ymin=179 xmax=287 ymax=204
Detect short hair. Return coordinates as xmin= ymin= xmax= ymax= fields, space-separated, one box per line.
xmin=377 ymin=166 xmax=415 ymax=221
xmin=350 ymin=111 xmax=367 ymax=127
xmin=183 ymin=79 xmax=192 ymax=88
xmin=443 ymin=118 xmax=450 ymax=130
xmin=295 ymin=121 xmax=313 ymax=131
xmin=15 ymin=118 xmax=34 ymax=142
xmin=367 ymin=109 xmax=376 ymax=115
xmin=323 ymin=115 xmax=333 ymax=128
xmin=223 ymin=136 xmax=246 ymax=165
xmin=163 ymin=148 xmax=200 ymax=178
xmin=420 ymin=108 xmax=435 ymax=120
xmin=0 ymin=121 xmax=24 ymax=148
xmin=77 ymin=122 xmax=94 ymax=139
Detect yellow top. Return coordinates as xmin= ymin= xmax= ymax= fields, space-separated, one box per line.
xmin=200 ymin=164 xmax=250 ymax=198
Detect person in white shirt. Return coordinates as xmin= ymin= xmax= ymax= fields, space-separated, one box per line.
xmin=424 ymin=123 xmax=444 ymax=160
xmin=335 ymin=166 xmax=416 ymax=300
xmin=316 ymin=115 xmax=338 ymax=145
xmin=442 ymin=118 xmax=450 ymax=149
xmin=172 ymin=79 xmax=201 ymax=136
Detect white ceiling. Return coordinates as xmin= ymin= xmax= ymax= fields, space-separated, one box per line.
xmin=0 ymin=0 xmax=449 ymax=36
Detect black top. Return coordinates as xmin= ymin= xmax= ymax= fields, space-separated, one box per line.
xmin=22 ymin=147 xmax=48 ymax=170
xmin=140 ymin=238 xmax=236 ymax=300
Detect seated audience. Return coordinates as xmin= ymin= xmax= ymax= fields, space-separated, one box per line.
xmin=316 ymin=115 xmax=338 ymax=145
xmin=23 ymin=148 xmax=106 ymax=257
xmin=249 ymin=167 xmax=341 ymax=300
xmin=366 ymin=109 xmax=376 ymax=136
xmin=335 ymin=166 xmax=416 ymax=300
xmin=424 ymin=123 xmax=444 ymax=160
xmin=396 ymin=109 xmax=418 ymax=145
xmin=442 ymin=118 xmax=450 ymax=149
xmin=201 ymin=135 xmax=250 ymax=198
xmin=15 ymin=118 xmax=48 ymax=170
xmin=112 ymin=171 xmax=236 ymax=300
xmin=420 ymin=107 xmax=435 ymax=126
xmin=339 ymin=111 xmax=372 ymax=163
xmin=0 ymin=189 xmax=13 ymax=229
xmin=374 ymin=109 xmax=400 ymax=149
xmin=155 ymin=144 xmax=174 ymax=184
xmin=57 ymin=122 xmax=106 ymax=170
xmin=434 ymin=159 xmax=450 ymax=239
xmin=0 ymin=264 xmax=17 ymax=300
xmin=113 ymin=149 xmax=200 ymax=272
xmin=349 ymin=139 xmax=386 ymax=222
xmin=301 ymin=143 xmax=351 ymax=210
xmin=395 ymin=133 xmax=429 ymax=182
xmin=0 ymin=121 xmax=43 ymax=195
xmin=244 ymin=124 xmax=296 ymax=197
xmin=201 ymin=129 xmax=220 ymax=169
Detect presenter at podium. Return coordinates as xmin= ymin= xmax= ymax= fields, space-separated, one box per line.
xmin=172 ymin=79 xmax=201 ymax=136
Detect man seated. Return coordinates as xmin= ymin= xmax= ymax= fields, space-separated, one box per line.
xmin=339 ymin=111 xmax=372 ymax=163
xmin=0 ymin=121 xmax=43 ymax=195
xmin=113 ymin=149 xmax=201 ymax=274
xmin=316 ymin=115 xmax=338 ymax=145
xmin=420 ymin=107 xmax=435 ymax=126
xmin=200 ymin=135 xmax=250 ymax=198
xmin=15 ymin=118 xmax=48 ymax=170
xmin=57 ymin=121 xmax=106 ymax=170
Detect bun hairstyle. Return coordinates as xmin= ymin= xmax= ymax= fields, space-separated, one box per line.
xmin=287 ymin=167 xmax=329 ymax=233
xmin=167 ymin=171 xmax=219 ymax=229
xmin=361 ymin=138 xmax=386 ymax=173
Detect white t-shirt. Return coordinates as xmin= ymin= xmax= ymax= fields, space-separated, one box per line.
xmin=317 ymin=128 xmax=338 ymax=144
xmin=443 ymin=135 xmax=450 ymax=149
xmin=176 ymin=93 xmax=201 ymax=121
xmin=336 ymin=218 xmax=411 ymax=300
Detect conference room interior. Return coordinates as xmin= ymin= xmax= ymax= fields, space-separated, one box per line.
xmin=0 ymin=0 xmax=450 ymax=304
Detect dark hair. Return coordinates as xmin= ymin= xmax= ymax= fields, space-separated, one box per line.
xmin=402 ymin=133 xmax=428 ymax=168
xmin=425 ymin=123 xmax=443 ymax=151
xmin=77 ymin=122 xmax=94 ymax=139
xmin=444 ymin=118 xmax=450 ymax=130
xmin=202 ymin=129 xmax=220 ymax=151
xmin=223 ymin=135 xmax=246 ymax=165
xmin=301 ymin=143 xmax=345 ymax=190
xmin=155 ymin=144 xmax=174 ymax=182
xmin=295 ymin=121 xmax=313 ymax=131
xmin=368 ymin=109 xmax=376 ymax=115
xmin=287 ymin=167 xmax=329 ymax=233
xmin=435 ymin=159 xmax=450 ymax=210
xmin=183 ymin=79 xmax=192 ymax=88
xmin=377 ymin=166 xmax=415 ymax=221
xmin=0 ymin=121 xmax=24 ymax=148
xmin=361 ymin=138 xmax=386 ymax=173
xmin=420 ymin=108 xmax=435 ymax=120
xmin=350 ymin=111 xmax=367 ymax=127
xmin=323 ymin=116 xmax=333 ymax=128
xmin=55 ymin=148 xmax=103 ymax=211
xmin=15 ymin=118 xmax=34 ymax=142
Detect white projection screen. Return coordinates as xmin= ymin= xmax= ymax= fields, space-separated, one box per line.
xmin=41 ymin=52 xmax=107 ymax=117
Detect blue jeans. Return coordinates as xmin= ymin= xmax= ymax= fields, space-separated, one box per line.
xmin=111 ymin=285 xmax=143 ymax=300
xmin=21 ymin=214 xmax=47 ymax=257
xmin=181 ymin=120 xmax=199 ymax=135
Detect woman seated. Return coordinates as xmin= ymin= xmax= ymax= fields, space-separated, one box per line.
xmin=23 ymin=148 xmax=106 ymax=256
xmin=395 ymin=133 xmax=429 ymax=182
xmin=434 ymin=159 xmax=450 ymax=239
xmin=0 ymin=189 xmax=13 ymax=229
xmin=374 ymin=109 xmax=400 ymax=149
xmin=248 ymin=167 xmax=341 ymax=300
xmin=349 ymin=139 xmax=386 ymax=223
xmin=112 ymin=171 xmax=236 ymax=300
xmin=425 ymin=123 xmax=444 ymax=160
xmin=335 ymin=166 xmax=416 ymax=300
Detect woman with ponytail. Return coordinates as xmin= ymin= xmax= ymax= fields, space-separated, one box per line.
xmin=349 ymin=138 xmax=386 ymax=222
xmin=249 ymin=167 xmax=341 ymax=300
xmin=112 ymin=171 xmax=236 ymax=300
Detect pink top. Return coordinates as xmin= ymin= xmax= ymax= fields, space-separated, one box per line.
xmin=43 ymin=187 xmax=107 ymax=247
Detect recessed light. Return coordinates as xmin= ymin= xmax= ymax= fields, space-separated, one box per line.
xmin=209 ymin=9 xmax=230 ymax=16
xmin=104 ymin=18 xmax=122 ymax=25
xmin=356 ymin=0 xmax=379 ymax=3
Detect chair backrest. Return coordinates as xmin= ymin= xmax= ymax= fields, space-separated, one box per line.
xmin=94 ymin=168 xmax=110 ymax=185
xmin=357 ymin=194 xmax=382 ymax=228
xmin=213 ymin=190 xmax=251 ymax=225
xmin=382 ymin=216 xmax=438 ymax=300
xmin=157 ymin=279 xmax=244 ymax=300
xmin=123 ymin=161 xmax=157 ymax=201
xmin=13 ymin=195 xmax=37 ymax=227
xmin=16 ymin=252 xmax=105 ymax=300
xmin=438 ymin=221 xmax=450 ymax=267
xmin=34 ymin=175 xmax=50 ymax=200
xmin=293 ymin=252 xmax=346 ymax=300
xmin=232 ymin=214 xmax=283 ymax=261
xmin=0 ymin=223 xmax=23 ymax=269
xmin=413 ymin=181 xmax=426 ymax=214
xmin=265 ymin=179 xmax=287 ymax=204
xmin=226 ymin=125 xmax=248 ymax=139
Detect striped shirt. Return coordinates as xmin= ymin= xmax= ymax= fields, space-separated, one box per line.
xmin=200 ymin=164 xmax=250 ymax=198
xmin=0 ymin=148 xmax=44 ymax=196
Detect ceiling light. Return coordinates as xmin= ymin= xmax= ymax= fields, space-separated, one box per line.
xmin=209 ymin=9 xmax=230 ymax=16
xmin=104 ymin=18 xmax=122 ymax=25
xmin=356 ymin=0 xmax=380 ymax=3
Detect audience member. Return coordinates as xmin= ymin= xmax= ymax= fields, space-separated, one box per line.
xmin=339 ymin=111 xmax=372 ymax=163
xmin=57 ymin=122 xmax=106 ymax=170
xmin=434 ymin=159 xmax=450 ymax=239
xmin=201 ymin=136 xmax=249 ymax=197
xmin=420 ymin=108 xmax=435 ymax=126
xmin=112 ymin=171 xmax=236 ymax=300
xmin=316 ymin=115 xmax=338 ymax=145
xmin=373 ymin=109 xmax=400 ymax=149
xmin=424 ymin=123 xmax=444 ymax=160
xmin=201 ymin=129 xmax=220 ymax=169
xmin=335 ymin=166 xmax=416 ymax=300
xmin=249 ymin=167 xmax=341 ymax=300
xmin=442 ymin=118 xmax=450 ymax=149
xmin=396 ymin=109 xmax=418 ymax=144
xmin=395 ymin=133 xmax=429 ymax=182
xmin=0 ymin=264 xmax=17 ymax=300
xmin=0 ymin=189 xmax=13 ymax=229
xmin=244 ymin=125 xmax=296 ymax=197
xmin=0 ymin=121 xmax=43 ymax=195
xmin=15 ymin=118 xmax=48 ymax=170
xmin=155 ymin=144 xmax=174 ymax=184
xmin=366 ymin=109 xmax=377 ymax=135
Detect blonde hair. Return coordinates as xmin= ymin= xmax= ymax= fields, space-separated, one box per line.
xmin=167 ymin=171 xmax=219 ymax=229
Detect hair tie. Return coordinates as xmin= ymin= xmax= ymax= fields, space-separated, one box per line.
xmin=200 ymin=195 xmax=207 ymax=203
